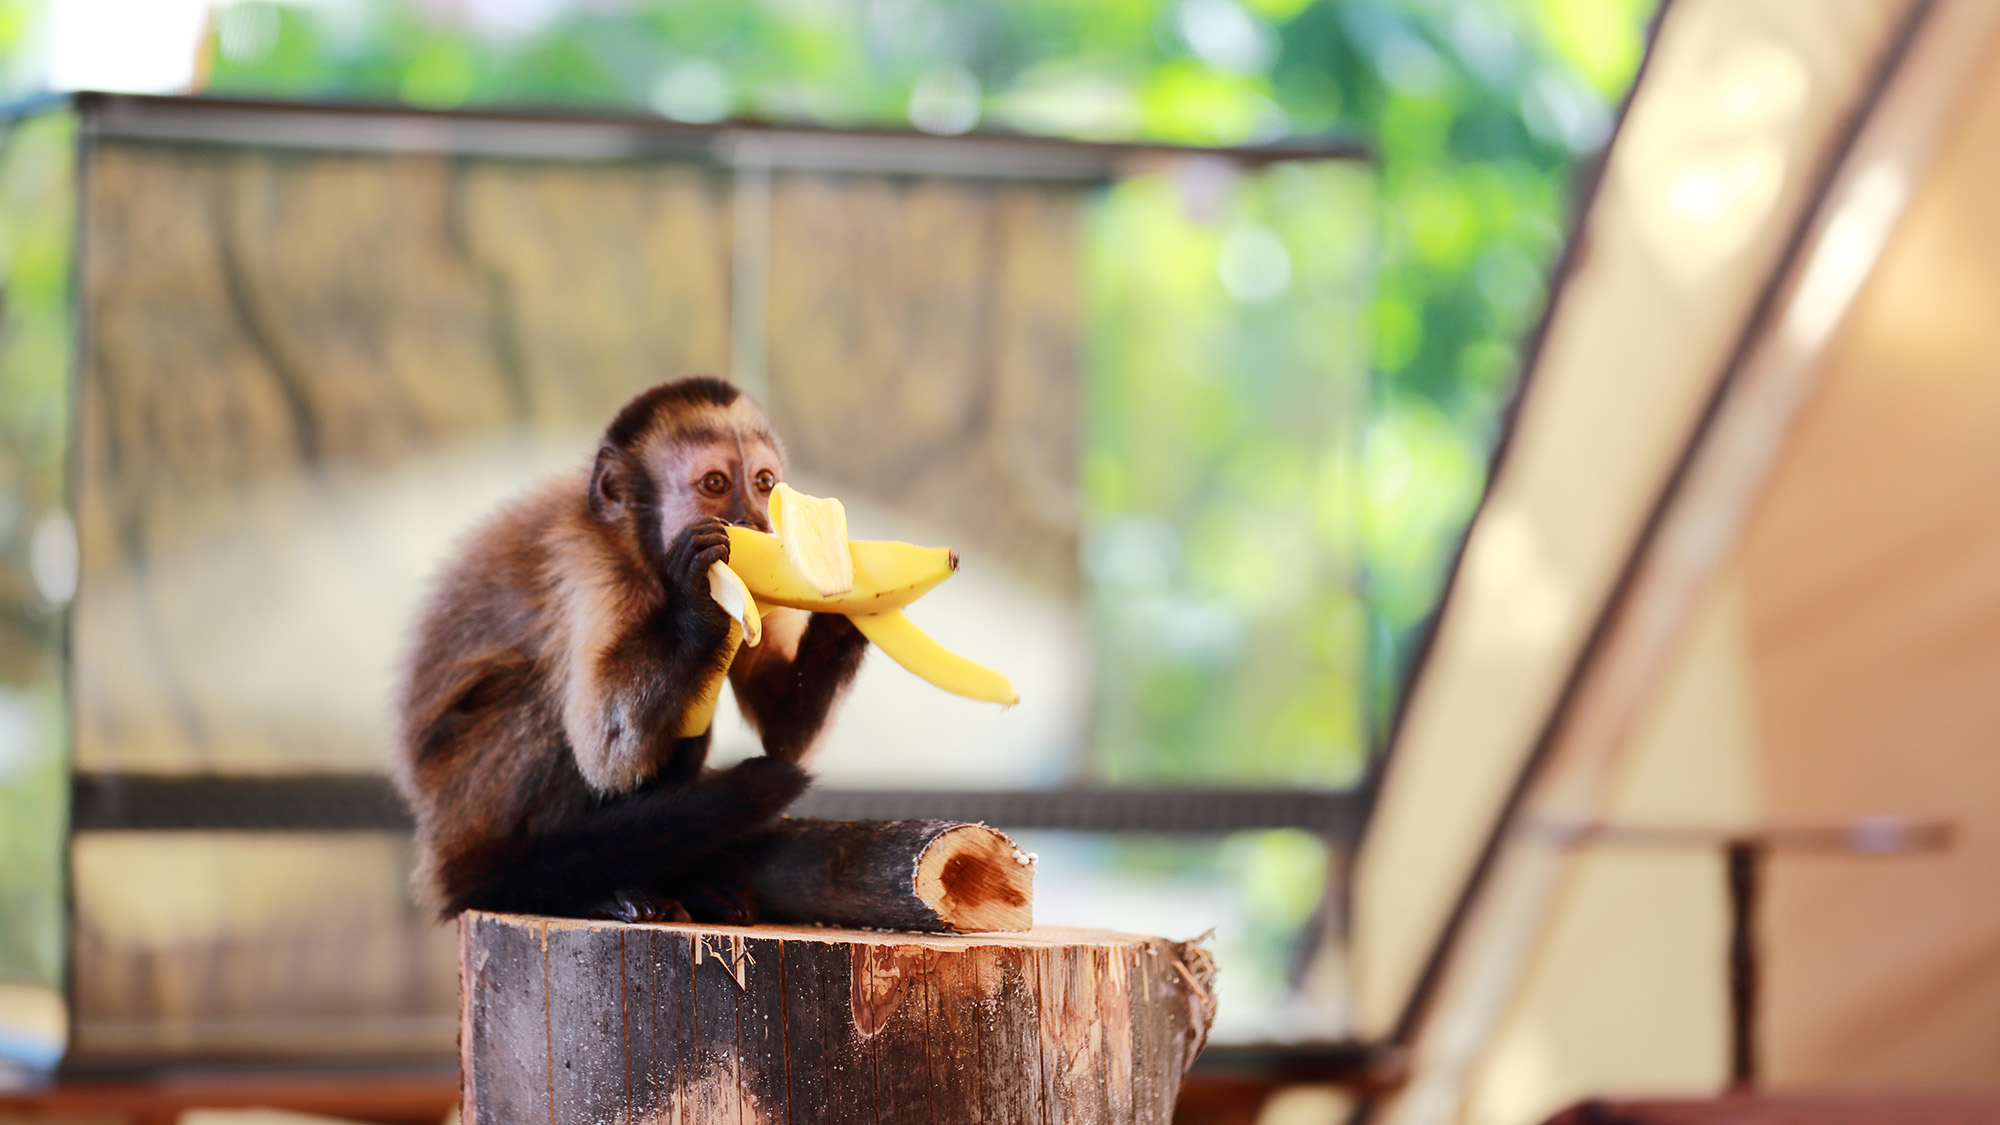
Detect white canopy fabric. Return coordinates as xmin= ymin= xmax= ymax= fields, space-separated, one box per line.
xmin=1350 ymin=0 xmax=2000 ymax=1121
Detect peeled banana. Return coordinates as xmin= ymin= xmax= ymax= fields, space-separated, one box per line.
xmin=725 ymin=527 xmax=956 ymax=614
xmin=770 ymin=482 xmax=854 ymax=596
xmin=679 ymin=562 xmax=765 ymax=736
xmin=732 ymin=480 xmax=1016 ymax=704
xmin=691 ymin=484 xmax=1018 ymax=712
xmin=678 ymin=617 xmax=743 ymax=737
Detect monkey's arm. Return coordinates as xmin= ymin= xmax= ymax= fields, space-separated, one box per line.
xmin=729 ymin=609 xmax=870 ymax=763
xmin=562 ymin=519 xmax=738 ymax=792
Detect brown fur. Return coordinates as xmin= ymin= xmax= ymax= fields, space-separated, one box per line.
xmin=393 ymin=376 xmax=869 ymax=919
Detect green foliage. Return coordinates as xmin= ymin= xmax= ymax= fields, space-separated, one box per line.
xmin=1086 ymin=163 xmax=1371 ymax=784
xmin=0 ymin=0 xmax=32 ymax=93
xmin=0 ymin=111 xmax=76 ymax=992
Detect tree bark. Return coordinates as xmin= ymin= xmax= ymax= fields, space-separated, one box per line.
xmin=749 ymin=817 xmax=1034 ymax=933
xmin=459 ymin=911 xmax=1218 ymax=1125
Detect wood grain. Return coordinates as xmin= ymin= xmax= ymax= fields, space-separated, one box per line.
xmin=462 ymin=912 xmax=1216 ymax=1125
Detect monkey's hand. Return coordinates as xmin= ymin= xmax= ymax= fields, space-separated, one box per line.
xmin=729 ymin=610 xmax=870 ymax=764
xmin=664 ymin=516 xmax=734 ymax=634
xmin=805 ymin=610 xmax=869 ymax=651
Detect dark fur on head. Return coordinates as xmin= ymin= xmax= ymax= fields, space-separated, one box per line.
xmin=603 ymin=375 xmax=743 ymax=448
xmin=393 ymin=375 xmax=868 ymax=922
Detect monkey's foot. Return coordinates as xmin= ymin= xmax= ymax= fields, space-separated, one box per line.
xmin=599 ymin=889 xmax=692 ymax=925
xmin=680 ymin=881 xmax=759 ymax=926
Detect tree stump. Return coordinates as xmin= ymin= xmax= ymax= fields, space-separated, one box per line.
xmin=458 ymin=911 xmax=1218 ymax=1124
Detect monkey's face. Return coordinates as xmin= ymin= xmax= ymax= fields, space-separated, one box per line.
xmin=590 ymin=377 xmax=789 ymax=566
xmin=646 ymin=432 xmax=784 ymax=538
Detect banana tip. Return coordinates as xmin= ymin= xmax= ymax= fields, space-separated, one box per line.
xmin=947 ymin=550 xmax=960 ymax=572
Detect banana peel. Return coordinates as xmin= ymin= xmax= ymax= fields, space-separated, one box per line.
xmin=678 ymin=563 xmax=763 ymax=737
xmin=680 ymin=485 xmax=1018 ymax=733
xmin=848 ymin=609 xmax=1020 ymax=705
xmin=678 ymin=617 xmax=743 ymax=737
xmin=708 ymin=559 xmax=763 ymax=648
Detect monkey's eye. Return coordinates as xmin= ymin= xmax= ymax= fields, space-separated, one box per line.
xmin=754 ymin=469 xmax=777 ymax=493
xmin=700 ymin=471 xmax=730 ymax=496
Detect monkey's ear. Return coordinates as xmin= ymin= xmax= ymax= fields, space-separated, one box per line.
xmin=588 ymin=446 xmax=628 ymax=522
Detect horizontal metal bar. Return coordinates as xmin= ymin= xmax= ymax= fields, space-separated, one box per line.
xmin=89 ymin=98 xmax=703 ymax=165
xmin=1191 ymin=1040 xmax=1407 ymax=1091
xmin=792 ymin=787 xmax=1361 ymax=836
xmin=70 ymin=773 xmax=1361 ymax=837
xmin=44 ymin=92 xmax=1366 ymax=177
xmin=71 ymin=774 xmax=414 ymax=832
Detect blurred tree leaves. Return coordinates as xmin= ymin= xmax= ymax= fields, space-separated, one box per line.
xmin=0 ymin=111 xmax=76 ymax=993
xmin=194 ymin=0 xmax=1652 ymax=763
xmin=1085 ymin=163 xmax=1371 ymax=784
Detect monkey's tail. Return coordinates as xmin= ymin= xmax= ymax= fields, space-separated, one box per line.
xmin=437 ymin=756 xmax=809 ymax=919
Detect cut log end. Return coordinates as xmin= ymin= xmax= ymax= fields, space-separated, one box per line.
xmin=914 ymin=823 xmax=1034 ymax=932
xmin=747 ymin=817 xmax=1035 ymax=933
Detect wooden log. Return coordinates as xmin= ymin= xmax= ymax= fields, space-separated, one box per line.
xmin=459 ymin=911 xmax=1218 ymax=1125
xmin=748 ymin=817 xmax=1034 ymax=933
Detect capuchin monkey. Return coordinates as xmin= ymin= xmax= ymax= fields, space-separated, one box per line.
xmin=393 ymin=376 xmax=870 ymax=923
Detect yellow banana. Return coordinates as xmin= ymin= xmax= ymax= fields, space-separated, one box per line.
xmin=678 ymin=617 xmax=743 ymax=737
xmin=770 ymin=482 xmax=854 ymax=595
xmin=725 ymin=483 xmax=1017 ymax=707
xmin=726 ymin=527 xmax=956 ymax=614
xmin=679 ymin=562 xmax=766 ymax=737
xmin=848 ymin=609 xmax=1019 ymax=706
